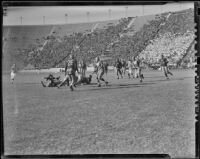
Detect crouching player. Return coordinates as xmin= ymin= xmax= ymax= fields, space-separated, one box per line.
xmin=41 ymin=74 xmax=62 ymax=87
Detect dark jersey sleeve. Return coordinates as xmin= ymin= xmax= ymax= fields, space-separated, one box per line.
xmin=164 ymin=58 xmax=168 ymax=66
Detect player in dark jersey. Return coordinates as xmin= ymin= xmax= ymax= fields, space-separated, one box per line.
xmin=121 ymin=59 xmax=127 ymax=76
xmin=135 ymin=57 xmax=144 ymax=82
xmin=160 ymin=54 xmax=173 ymax=79
xmin=115 ymin=58 xmax=123 ymax=79
xmin=103 ymin=61 xmax=109 ymax=76
xmin=93 ymin=56 xmax=108 ymax=87
xmin=57 ymin=54 xmax=79 ymax=91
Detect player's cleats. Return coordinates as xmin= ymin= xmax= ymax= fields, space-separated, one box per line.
xmin=98 ymin=83 xmax=101 ymax=87
xmin=105 ymin=81 xmax=108 ymax=86
xmin=140 ymin=79 xmax=143 ymax=83
xmin=41 ymin=81 xmax=46 ymax=87
xmin=70 ymin=85 xmax=74 ymax=91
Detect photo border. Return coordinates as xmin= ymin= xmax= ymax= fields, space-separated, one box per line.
xmin=1 ymin=1 xmax=199 ymax=159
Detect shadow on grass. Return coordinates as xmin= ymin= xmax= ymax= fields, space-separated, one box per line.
xmin=19 ymin=76 xmax=192 ymax=89
xmin=74 ymin=82 xmax=156 ymax=92
xmin=147 ymin=78 xmax=186 ymax=83
xmin=145 ymin=76 xmax=166 ymax=78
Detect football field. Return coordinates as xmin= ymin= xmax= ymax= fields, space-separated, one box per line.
xmin=3 ymin=69 xmax=195 ymax=157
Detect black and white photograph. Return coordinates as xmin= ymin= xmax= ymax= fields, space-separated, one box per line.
xmin=2 ymin=1 xmax=197 ymax=157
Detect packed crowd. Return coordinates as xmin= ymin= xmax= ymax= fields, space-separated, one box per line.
xmin=3 ymin=9 xmax=195 ymax=71
xmin=139 ymin=31 xmax=195 ymax=67
xmin=26 ymin=17 xmax=133 ymax=68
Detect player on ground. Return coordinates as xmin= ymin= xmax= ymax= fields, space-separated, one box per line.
xmin=114 ymin=58 xmax=123 ymax=79
xmin=160 ymin=54 xmax=173 ymax=79
xmin=57 ymin=54 xmax=79 ymax=91
xmin=10 ymin=64 xmax=17 ymax=84
xmin=41 ymin=74 xmax=62 ymax=87
xmin=93 ymin=56 xmax=108 ymax=87
xmin=75 ymin=74 xmax=92 ymax=86
xmin=57 ymin=73 xmax=92 ymax=88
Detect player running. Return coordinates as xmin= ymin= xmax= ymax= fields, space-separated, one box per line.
xmin=93 ymin=56 xmax=108 ymax=87
xmin=114 ymin=58 xmax=123 ymax=79
xmin=57 ymin=54 xmax=79 ymax=91
xmin=10 ymin=64 xmax=17 ymax=84
xmin=160 ymin=54 xmax=173 ymax=79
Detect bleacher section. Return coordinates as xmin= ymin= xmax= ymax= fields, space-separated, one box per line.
xmin=3 ymin=9 xmax=195 ymax=70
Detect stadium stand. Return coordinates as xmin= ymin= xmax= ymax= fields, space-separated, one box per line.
xmin=3 ymin=9 xmax=195 ymax=71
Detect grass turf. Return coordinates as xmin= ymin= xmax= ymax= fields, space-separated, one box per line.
xmin=3 ymin=69 xmax=195 ymax=157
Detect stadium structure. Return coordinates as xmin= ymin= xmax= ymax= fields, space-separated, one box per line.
xmin=3 ymin=8 xmax=195 ymax=72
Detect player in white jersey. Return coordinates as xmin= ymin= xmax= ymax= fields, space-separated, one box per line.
xmin=127 ymin=59 xmax=133 ymax=79
xmin=93 ymin=56 xmax=108 ymax=87
xmin=10 ymin=64 xmax=17 ymax=84
xmin=132 ymin=57 xmax=138 ymax=78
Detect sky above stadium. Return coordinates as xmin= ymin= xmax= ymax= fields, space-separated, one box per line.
xmin=3 ymin=2 xmax=194 ymax=26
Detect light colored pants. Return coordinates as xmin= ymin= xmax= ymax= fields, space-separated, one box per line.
xmin=97 ymin=70 xmax=106 ymax=84
xmin=133 ymin=68 xmax=138 ymax=78
xmin=122 ymin=67 xmax=126 ymax=75
xmin=11 ymin=71 xmax=16 ymax=80
xmin=161 ymin=66 xmax=173 ymax=77
xmin=60 ymin=73 xmax=76 ymax=87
